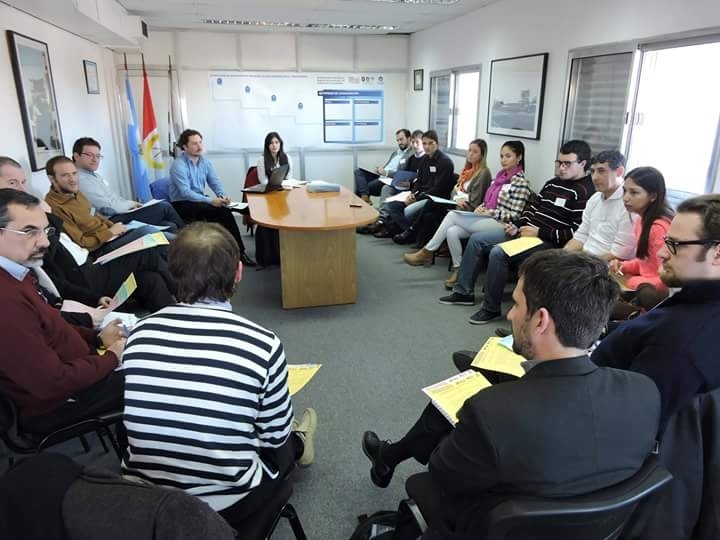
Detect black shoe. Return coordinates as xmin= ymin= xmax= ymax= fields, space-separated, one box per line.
xmin=392 ymin=228 xmax=416 ymax=245
xmin=495 ymin=328 xmax=511 ymax=338
xmin=373 ymin=228 xmax=394 ymax=239
xmin=356 ymin=223 xmax=378 ymax=234
xmin=438 ymin=292 xmax=475 ymax=306
xmin=453 ymin=350 xmax=477 ymax=372
xmin=468 ymin=309 xmax=502 ymax=325
xmin=240 ymin=252 xmax=257 ymax=267
xmin=362 ymin=431 xmax=394 ymax=488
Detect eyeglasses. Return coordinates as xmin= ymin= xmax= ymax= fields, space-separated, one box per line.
xmin=0 ymin=226 xmax=56 ymax=239
xmin=554 ymin=160 xmax=579 ymax=168
xmin=80 ymin=152 xmax=103 ymax=159
xmin=663 ymin=236 xmax=720 ymax=255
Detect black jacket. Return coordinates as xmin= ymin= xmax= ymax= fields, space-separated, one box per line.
xmin=412 ymin=150 xmax=455 ymax=198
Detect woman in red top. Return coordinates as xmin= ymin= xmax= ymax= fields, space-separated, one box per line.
xmin=609 ymin=166 xmax=675 ymax=317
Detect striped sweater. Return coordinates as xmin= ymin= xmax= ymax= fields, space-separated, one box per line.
xmin=518 ymin=174 xmax=595 ymax=246
xmin=120 ymin=304 xmax=293 ymax=511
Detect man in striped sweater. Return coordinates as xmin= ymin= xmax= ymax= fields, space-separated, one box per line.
xmin=120 ymin=222 xmax=317 ymax=529
xmin=440 ymin=140 xmax=595 ymax=324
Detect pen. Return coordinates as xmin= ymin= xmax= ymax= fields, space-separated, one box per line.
xmin=122 ymin=324 xmax=130 ymax=337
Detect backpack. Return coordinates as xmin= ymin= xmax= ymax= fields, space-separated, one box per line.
xmin=349 ymin=500 xmax=427 ymax=540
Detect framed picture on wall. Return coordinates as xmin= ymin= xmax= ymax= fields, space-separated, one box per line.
xmin=413 ymin=69 xmax=424 ymax=91
xmin=487 ymin=53 xmax=548 ymax=140
xmin=6 ymin=31 xmax=65 ymax=171
xmin=83 ymin=60 xmax=100 ymax=94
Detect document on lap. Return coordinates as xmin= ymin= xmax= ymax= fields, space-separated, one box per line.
xmin=471 ymin=337 xmax=525 ymax=378
xmin=108 ymin=273 xmax=137 ymax=311
xmin=422 ymin=370 xmax=492 ymax=425
xmin=378 ymin=176 xmax=392 ymax=186
xmin=93 ymin=232 xmax=169 ymax=264
xmin=288 ymin=364 xmax=322 ymax=396
xmin=497 ymin=236 xmax=543 ymax=257
xmin=122 ymin=199 xmax=163 ymax=213
xmin=124 ymin=219 xmax=170 ymax=231
xmin=426 ymin=194 xmax=459 ymax=206
xmin=227 ymin=202 xmax=249 ymax=210
xmin=385 ymin=191 xmax=413 ymax=203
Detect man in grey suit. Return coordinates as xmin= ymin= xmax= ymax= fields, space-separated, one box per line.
xmin=362 ymin=250 xmax=661 ymax=538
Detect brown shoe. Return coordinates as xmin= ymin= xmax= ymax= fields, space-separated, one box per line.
xmin=403 ymin=248 xmax=434 ymax=267
xmin=361 ymin=194 xmax=371 ymax=203
xmin=444 ymin=269 xmax=458 ymax=290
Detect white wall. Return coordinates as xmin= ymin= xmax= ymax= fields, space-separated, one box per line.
xmin=122 ymin=31 xmax=410 ymax=196
xmin=408 ymin=0 xmax=720 ymax=189
xmin=0 ymin=4 xmax=125 ymax=198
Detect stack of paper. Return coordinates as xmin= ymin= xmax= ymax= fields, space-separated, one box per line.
xmin=306 ymin=181 xmax=340 ymax=193
xmin=422 ymin=370 xmax=491 ymax=425
xmin=93 ymin=232 xmax=169 ymax=265
xmin=471 ymin=337 xmax=525 ymax=378
xmin=497 ymin=236 xmax=544 ymax=257
xmin=288 ymin=364 xmax=322 ymax=396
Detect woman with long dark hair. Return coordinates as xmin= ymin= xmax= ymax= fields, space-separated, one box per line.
xmin=257 ymin=132 xmax=292 ymax=184
xmin=609 ymin=166 xmax=675 ymax=315
xmin=404 ymin=141 xmax=531 ymax=289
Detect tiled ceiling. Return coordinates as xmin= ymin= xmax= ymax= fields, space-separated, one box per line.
xmin=118 ymin=0 xmax=500 ymax=34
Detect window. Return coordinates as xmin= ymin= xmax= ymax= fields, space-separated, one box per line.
xmin=562 ymin=34 xmax=720 ymax=196
xmin=429 ymin=66 xmax=481 ymax=153
xmin=626 ymin=40 xmax=720 ymax=195
xmin=562 ymin=52 xmax=633 ymax=153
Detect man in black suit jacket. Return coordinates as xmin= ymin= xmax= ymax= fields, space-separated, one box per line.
xmin=362 ymin=250 xmax=661 ymax=538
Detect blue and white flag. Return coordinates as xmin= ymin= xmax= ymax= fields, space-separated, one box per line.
xmin=125 ymin=71 xmax=152 ymax=202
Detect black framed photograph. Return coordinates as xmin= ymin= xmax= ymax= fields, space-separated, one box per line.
xmin=413 ymin=69 xmax=424 ymax=91
xmin=6 ymin=31 xmax=64 ymax=171
xmin=487 ymin=53 xmax=549 ymax=140
xmin=83 ymin=59 xmax=99 ymax=94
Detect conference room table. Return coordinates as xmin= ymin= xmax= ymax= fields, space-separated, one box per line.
xmin=246 ymin=185 xmax=378 ymax=309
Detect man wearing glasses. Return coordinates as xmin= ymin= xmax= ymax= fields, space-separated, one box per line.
xmin=0 ymin=188 xmax=126 ymax=437
xmin=441 ymin=140 xmax=595 ymax=325
xmin=73 ymin=137 xmax=184 ymax=232
xmin=592 ymin=194 xmax=720 ymax=428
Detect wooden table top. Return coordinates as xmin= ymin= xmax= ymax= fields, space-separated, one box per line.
xmin=246 ymin=186 xmax=378 ymax=231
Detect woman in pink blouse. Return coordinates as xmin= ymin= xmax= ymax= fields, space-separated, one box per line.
xmin=609 ymin=166 xmax=675 ymax=316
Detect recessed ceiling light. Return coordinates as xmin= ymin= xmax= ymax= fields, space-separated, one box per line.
xmin=203 ymin=19 xmax=399 ymax=31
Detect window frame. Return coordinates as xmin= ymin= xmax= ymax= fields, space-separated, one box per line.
xmin=428 ymin=64 xmax=482 ymax=156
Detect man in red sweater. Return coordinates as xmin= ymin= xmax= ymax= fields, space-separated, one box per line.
xmin=0 ymin=188 xmax=125 ymax=435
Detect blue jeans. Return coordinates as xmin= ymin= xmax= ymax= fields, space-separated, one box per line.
xmin=382 ymin=199 xmax=427 ymax=230
xmin=479 ymin=243 xmax=551 ymax=313
xmin=453 ymin=228 xmax=511 ymax=296
xmin=354 ymin=169 xmax=383 ymax=197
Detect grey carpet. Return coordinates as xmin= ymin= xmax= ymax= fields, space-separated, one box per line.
xmin=3 ymin=232 xmax=516 ymax=539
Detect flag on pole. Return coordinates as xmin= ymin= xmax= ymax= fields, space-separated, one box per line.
xmin=167 ymin=56 xmax=184 ymax=159
xmin=141 ymin=60 xmax=164 ymax=177
xmin=124 ymin=70 xmax=152 ymax=202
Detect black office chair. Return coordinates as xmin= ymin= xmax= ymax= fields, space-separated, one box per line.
xmin=0 ymin=392 xmax=123 ymax=466
xmin=235 ymin=479 xmax=307 ymax=540
xmin=472 ymin=459 xmax=672 ymax=540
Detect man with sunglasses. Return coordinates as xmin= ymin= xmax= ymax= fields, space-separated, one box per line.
xmin=592 ymin=194 xmax=720 ymax=428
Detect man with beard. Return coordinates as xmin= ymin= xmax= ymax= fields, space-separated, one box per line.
xmin=0 ymin=188 xmax=126 ymax=436
xmin=354 ymin=128 xmax=412 ymax=203
xmin=360 ymin=250 xmax=660 ymax=539
xmin=592 ymin=194 xmax=720 ymax=427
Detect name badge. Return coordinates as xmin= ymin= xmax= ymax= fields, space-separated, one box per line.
xmin=554 ymin=197 xmax=566 ymax=207
xmin=429 ymin=166 xmax=437 ymax=173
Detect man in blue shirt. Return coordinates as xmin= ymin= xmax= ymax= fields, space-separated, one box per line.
xmin=170 ymin=129 xmax=256 ymax=266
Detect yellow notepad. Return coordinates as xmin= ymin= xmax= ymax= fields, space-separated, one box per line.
xmin=288 ymin=364 xmax=322 ymax=396
xmin=471 ymin=337 xmax=525 ymax=378
xmin=497 ymin=236 xmax=543 ymax=257
xmin=422 ymin=370 xmax=491 ymax=425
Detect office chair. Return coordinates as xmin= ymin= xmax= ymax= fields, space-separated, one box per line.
xmin=234 ymin=479 xmax=307 ymax=540
xmin=242 ymin=166 xmax=260 ymax=235
xmin=149 ymin=177 xmax=171 ymax=201
xmin=0 ymin=392 xmax=123 ymax=466
xmin=472 ymin=458 xmax=672 ymax=540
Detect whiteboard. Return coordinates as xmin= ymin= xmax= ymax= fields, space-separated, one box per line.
xmin=181 ymin=71 xmax=406 ymax=150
